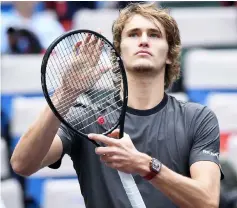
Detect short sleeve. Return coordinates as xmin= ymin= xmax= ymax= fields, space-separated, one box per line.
xmin=48 ymin=123 xmax=73 ymax=169
xmin=189 ymin=107 xmax=224 ymax=179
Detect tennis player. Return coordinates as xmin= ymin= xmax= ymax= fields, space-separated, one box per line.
xmin=11 ymin=3 xmax=223 ymax=208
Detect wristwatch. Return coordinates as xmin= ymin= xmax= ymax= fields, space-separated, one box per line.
xmin=143 ymin=158 xmax=162 ymax=180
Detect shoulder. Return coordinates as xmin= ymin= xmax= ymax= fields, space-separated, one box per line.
xmin=167 ymin=94 xmax=216 ymax=120
xmin=167 ymin=95 xmax=219 ymax=140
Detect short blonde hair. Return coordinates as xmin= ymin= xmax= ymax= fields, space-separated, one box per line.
xmin=112 ymin=2 xmax=181 ymax=89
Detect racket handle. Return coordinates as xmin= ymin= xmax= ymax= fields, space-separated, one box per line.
xmin=118 ymin=171 xmax=146 ymax=208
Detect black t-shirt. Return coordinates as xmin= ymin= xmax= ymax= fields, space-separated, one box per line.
xmin=50 ymin=93 xmax=223 ymax=208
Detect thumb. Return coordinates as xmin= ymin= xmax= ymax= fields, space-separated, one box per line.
xmin=108 ymin=129 xmax=120 ymax=138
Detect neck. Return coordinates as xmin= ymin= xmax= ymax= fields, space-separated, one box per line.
xmin=126 ymin=70 xmax=165 ymax=110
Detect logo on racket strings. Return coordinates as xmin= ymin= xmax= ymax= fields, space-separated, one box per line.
xmin=97 ymin=116 xmax=105 ymax=125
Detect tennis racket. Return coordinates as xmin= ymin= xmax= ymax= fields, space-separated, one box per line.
xmin=41 ymin=29 xmax=146 ymax=208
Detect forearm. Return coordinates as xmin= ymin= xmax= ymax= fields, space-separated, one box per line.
xmin=150 ymin=165 xmax=215 ymax=208
xmin=137 ymin=154 xmax=217 ymax=208
xmin=11 ymin=105 xmax=61 ymax=175
xmin=89 ymin=130 xmax=220 ymax=208
xmin=11 ymin=89 xmax=76 ymax=175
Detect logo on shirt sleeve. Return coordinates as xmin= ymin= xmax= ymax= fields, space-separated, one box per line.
xmin=202 ymin=150 xmax=220 ymax=159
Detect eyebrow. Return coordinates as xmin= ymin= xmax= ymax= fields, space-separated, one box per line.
xmin=126 ymin=27 xmax=162 ymax=35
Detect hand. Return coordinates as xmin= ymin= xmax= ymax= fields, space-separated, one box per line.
xmin=88 ymin=129 xmax=151 ymax=175
xmin=62 ymin=32 xmax=107 ymax=95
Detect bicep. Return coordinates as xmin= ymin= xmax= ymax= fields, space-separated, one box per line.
xmin=189 ymin=107 xmax=223 ymax=179
xmin=190 ymin=161 xmax=220 ymax=201
xmin=40 ymin=135 xmax=63 ymax=169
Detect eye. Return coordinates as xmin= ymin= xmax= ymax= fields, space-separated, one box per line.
xmin=149 ymin=33 xmax=161 ymax=38
xmin=128 ymin=33 xmax=138 ymax=38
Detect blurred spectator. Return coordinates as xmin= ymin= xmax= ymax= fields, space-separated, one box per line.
xmin=1 ymin=1 xmax=64 ymax=54
xmin=45 ymin=2 xmax=97 ymax=31
xmin=7 ymin=27 xmax=42 ymax=54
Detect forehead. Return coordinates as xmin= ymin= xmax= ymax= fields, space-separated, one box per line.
xmin=122 ymin=14 xmax=166 ymax=34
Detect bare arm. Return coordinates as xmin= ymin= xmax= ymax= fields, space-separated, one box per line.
xmin=10 ymin=88 xmax=75 ymax=176
xmin=139 ymin=156 xmax=220 ymax=208
xmin=143 ymin=107 xmax=221 ymax=207
xmin=10 ymin=34 xmax=105 ymax=177
xmin=92 ymin=136 xmax=220 ymax=208
xmin=10 ymin=105 xmax=63 ymax=177
xmin=89 ymin=128 xmax=221 ymax=208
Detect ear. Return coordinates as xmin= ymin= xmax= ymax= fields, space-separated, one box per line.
xmin=166 ymin=58 xmax=172 ymax=65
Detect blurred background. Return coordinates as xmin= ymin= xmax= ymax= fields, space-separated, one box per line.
xmin=1 ymin=1 xmax=237 ymax=208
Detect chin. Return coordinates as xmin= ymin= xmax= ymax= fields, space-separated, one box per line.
xmin=132 ymin=60 xmax=156 ymax=73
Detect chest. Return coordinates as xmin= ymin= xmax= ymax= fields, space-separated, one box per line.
xmin=124 ymin=114 xmax=192 ymax=175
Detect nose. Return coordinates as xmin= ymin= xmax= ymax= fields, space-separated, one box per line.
xmin=139 ymin=33 xmax=149 ymax=47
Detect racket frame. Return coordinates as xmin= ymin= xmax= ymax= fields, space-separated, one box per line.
xmin=41 ymin=29 xmax=128 ymax=146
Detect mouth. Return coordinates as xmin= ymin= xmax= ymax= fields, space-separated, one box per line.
xmin=135 ymin=50 xmax=152 ymax=56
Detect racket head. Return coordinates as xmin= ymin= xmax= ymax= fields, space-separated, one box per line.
xmin=41 ymin=29 xmax=128 ymax=144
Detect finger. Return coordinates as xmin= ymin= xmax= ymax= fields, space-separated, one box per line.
xmin=88 ymin=133 xmax=119 ymax=146
xmin=86 ymin=41 xmax=102 ymax=62
xmin=95 ymin=39 xmax=104 ymax=53
xmin=108 ymin=129 xmax=120 ymax=138
xmin=101 ymin=155 xmax=117 ymax=163
xmin=85 ymin=33 xmax=92 ymax=44
xmin=75 ymin=41 xmax=82 ymax=48
xmin=99 ymin=40 xmax=104 ymax=49
xmin=112 ymin=129 xmax=120 ymax=134
xmin=94 ymin=65 xmax=110 ymax=75
xmin=100 ymin=154 xmax=122 ymax=165
xmin=90 ymin=39 xmax=103 ymax=59
xmin=91 ymin=28 xmax=103 ymax=51
xmin=73 ymin=41 xmax=82 ymax=55
xmin=95 ymin=146 xmax=117 ymax=156
xmin=106 ymin=162 xmax=122 ymax=170
xmin=90 ymin=35 xmax=100 ymax=46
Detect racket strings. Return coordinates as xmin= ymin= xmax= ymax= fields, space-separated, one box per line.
xmin=46 ymin=33 xmax=121 ymax=90
xmin=48 ymin=33 xmax=107 ymax=69
xmin=47 ymin=64 xmax=121 ymax=99
xmin=55 ymin=88 xmax=120 ymax=118
xmin=77 ymin=103 xmax=123 ymax=132
xmin=47 ymin=77 xmax=122 ymax=120
xmin=65 ymin=91 xmax=122 ymax=128
xmin=47 ymin=69 xmax=122 ymax=115
xmin=72 ymin=93 xmax=122 ymax=131
xmin=47 ymin=48 xmax=121 ymax=95
xmin=46 ymin=32 xmax=124 ymax=133
xmin=51 ymin=35 xmax=108 ymax=75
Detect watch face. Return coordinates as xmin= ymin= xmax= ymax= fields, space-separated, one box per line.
xmin=151 ymin=158 xmax=161 ymax=173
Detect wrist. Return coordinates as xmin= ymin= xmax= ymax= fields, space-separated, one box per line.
xmin=136 ymin=153 xmax=152 ymax=177
xmin=136 ymin=153 xmax=162 ymax=180
xmin=143 ymin=158 xmax=162 ymax=181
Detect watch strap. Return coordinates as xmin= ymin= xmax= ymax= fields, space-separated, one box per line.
xmin=143 ymin=158 xmax=162 ymax=181
xmin=143 ymin=170 xmax=158 ymax=180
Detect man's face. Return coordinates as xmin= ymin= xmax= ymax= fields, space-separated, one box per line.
xmin=120 ymin=14 xmax=170 ymax=74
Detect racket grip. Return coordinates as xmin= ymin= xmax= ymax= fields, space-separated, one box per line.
xmin=118 ymin=171 xmax=146 ymax=208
